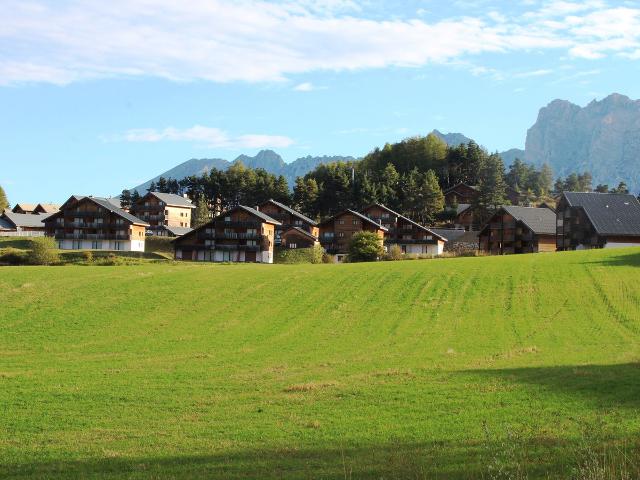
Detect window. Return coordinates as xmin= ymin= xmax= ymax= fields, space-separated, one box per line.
xmin=91 ymin=241 xmax=102 ymax=249
xmin=338 ymin=219 xmax=344 ymax=224
xmin=247 ymin=228 xmax=257 ymax=235
xmin=289 ymin=243 xmax=297 ymax=249
xmin=225 ymin=216 xmax=231 ymax=222
xmin=164 ymin=220 xmax=169 ymax=226
xmin=338 ymin=232 xmax=344 ymax=238
xmin=165 ymin=210 xmax=169 ymax=216
xmin=115 ymin=241 xmax=123 ymax=251
xmin=222 ymin=251 xmax=231 ymax=262
xmin=247 ymin=240 xmax=257 ymax=246
xmin=73 ymin=240 xmax=82 ymax=250
xmin=353 ymin=219 xmax=359 ymax=225
xmin=294 ymin=219 xmax=303 ymax=226
xmin=382 ymin=213 xmax=390 ymax=219
xmin=426 ymin=235 xmax=432 ymax=240
xmin=58 ymin=241 xmax=63 ymax=249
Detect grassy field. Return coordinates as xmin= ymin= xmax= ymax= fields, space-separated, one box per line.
xmin=1 ymin=248 xmax=640 ymax=478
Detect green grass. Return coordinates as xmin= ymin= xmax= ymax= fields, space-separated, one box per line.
xmin=1 ymin=248 xmax=640 ymax=479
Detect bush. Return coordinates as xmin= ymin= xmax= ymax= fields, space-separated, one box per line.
xmin=385 ymin=244 xmax=403 ymax=261
xmin=322 ymin=253 xmax=335 ymax=263
xmin=83 ymin=251 xmax=94 ymax=264
xmin=29 ymin=237 xmax=60 ymax=265
xmin=275 ymin=244 xmax=324 ymax=264
xmin=0 ymin=248 xmax=28 ymax=265
xmin=347 ymin=231 xmax=384 ymax=263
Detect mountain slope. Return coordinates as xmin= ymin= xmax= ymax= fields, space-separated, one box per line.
xmin=525 ymin=93 xmax=640 ymax=190
xmin=132 ymin=151 xmax=357 ymax=192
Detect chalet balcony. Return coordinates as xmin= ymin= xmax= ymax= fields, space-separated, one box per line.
xmin=387 ymin=238 xmax=434 ymax=245
xmin=197 ymin=231 xmax=263 ymax=240
xmin=213 ymin=220 xmax=262 ymax=228
xmin=134 ymin=205 xmax=164 ymax=212
xmin=214 ymin=243 xmax=262 ymax=251
xmin=54 ymin=233 xmax=131 ymax=240
xmin=70 ymin=211 xmax=108 ymax=217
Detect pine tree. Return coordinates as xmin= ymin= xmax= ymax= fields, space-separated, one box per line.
xmin=0 ymin=184 xmax=9 ymax=212
xmin=131 ymin=190 xmax=141 ymax=205
xmin=474 ymin=154 xmax=507 ymax=224
xmin=192 ymin=193 xmax=210 ymax=228
xmin=538 ymin=163 xmax=554 ymax=196
xmin=119 ymin=189 xmax=132 ymax=209
xmin=156 ymin=176 xmax=169 ymax=193
xmin=419 ymin=170 xmax=445 ymax=224
xmin=273 ymin=175 xmax=291 ymax=204
xmin=147 ymin=181 xmax=157 ymax=193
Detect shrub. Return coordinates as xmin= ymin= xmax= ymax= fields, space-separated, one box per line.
xmin=83 ymin=251 xmax=94 ymax=264
xmin=322 ymin=253 xmax=335 ymax=264
xmin=385 ymin=244 xmax=403 ymax=261
xmin=0 ymin=248 xmax=28 ymax=265
xmin=347 ymin=231 xmax=384 ymax=262
xmin=275 ymin=245 xmax=324 ymax=264
xmin=29 ymin=237 xmax=60 ymax=265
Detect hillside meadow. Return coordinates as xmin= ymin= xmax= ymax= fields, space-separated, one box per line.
xmin=1 ymin=248 xmax=640 ymax=478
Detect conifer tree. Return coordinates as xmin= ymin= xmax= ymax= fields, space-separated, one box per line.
xmin=0 ymin=184 xmax=9 ymax=212
xmin=419 ymin=170 xmax=445 ymax=224
xmin=192 ymin=193 xmax=210 ymax=228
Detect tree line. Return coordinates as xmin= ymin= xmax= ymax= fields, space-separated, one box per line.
xmin=118 ymin=132 xmax=634 ymax=226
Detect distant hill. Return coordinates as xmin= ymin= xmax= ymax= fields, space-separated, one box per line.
xmin=431 ymin=129 xmax=525 ymax=166
xmin=524 ymin=93 xmax=640 ymax=191
xmin=133 ymin=151 xmax=357 ymax=193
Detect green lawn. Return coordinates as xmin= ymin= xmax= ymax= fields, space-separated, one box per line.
xmin=1 ymin=248 xmax=640 ymax=479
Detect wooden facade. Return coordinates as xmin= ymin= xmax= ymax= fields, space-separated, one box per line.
xmin=318 ymin=209 xmax=387 ymax=261
xmin=362 ymin=204 xmax=446 ymax=256
xmin=173 ymin=205 xmax=280 ymax=263
xmin=257 ymin=199 xmax=318 ymax=246
xmin=132 ymin=192 xmax=195 ymax=236
xmin=44 ymin=195 xmax=148 ymax=251
xmin=556 ymin=192 xmax=640 ymax=250
xmin=281 ymin=227 xmax=319 ymax=249
xmin=479 ymin=206 xmax=557 ymax=255
xmin=444 ymin=183 xmax=478 ymax=206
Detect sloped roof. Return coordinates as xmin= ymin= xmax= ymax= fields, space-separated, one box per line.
xmin=502 ymin=205 xmax=557 ymax=235
xmin=562 ymin=192 xmax=640 ymax=236
xmin=1 ymin=211 xmax=52 ymax=228
xmin=444 ymin=182 xmax=478 ymax=194
xmin=148 ymin=192 xmax=195 ymax=208
xmin=12 ymin=203 xmax=37 ymax=212
xmin=165 ymin=226 xmax=193 ymax=237
xmin=260 ymin=199 xmax=317 ymax=226
xmin=430 ymin=228 xmax=467 ymax=242
xmin=456 ymin=203 xmax=472 ymax=215
xmin=89 ymin=197 xmax=149 ymax=226
xmin=36 ymin=203 xmax=60 ymax=213
xmin=319 ymin=209 xmax=389 ymax=232
xmin=363 ymin=204 xmax=446 ymax=241
xmin=237 ymin=205 xmax=281 ymax=225
xmin=281 ymin=226 xmax=318 ymax=241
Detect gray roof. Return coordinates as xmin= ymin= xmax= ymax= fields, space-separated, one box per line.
xmin=363 ymin=204 xmax=446 ymax=241
xmin=149 ymin=192 xmax=195 ymax=208
xmin=165 ymin=226 xmax=194 ymax=237
xmin=562 ymin=192 xmax=640 ymax=236
xmin=456 ymin=203 xmax=472 ymax=215
xmin=87 ymin=197 xmax=149 ymax=226
xmin=0 ymin=211 xmax=52 ymax=228
xmin=502 ymin=205 xmax=557 ymax=235
xmin=260 ymin=199 xmax=317 ymax=226
xmin=430 ymin=228 xmax=468 ymax=242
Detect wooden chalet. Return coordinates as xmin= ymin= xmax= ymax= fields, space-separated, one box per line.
xmin=0 ymin=211 xmax=52 ymax=236
xmin=257 ymin=199 xmax=319 ymax=246
xmin=362 ymin=204 xmax=446 ymax=255
xmin=281 ymin=227 xmax=319 ymax=249
xmin=444 ymin=183 xmax=478 ymax=206
xmin=318 ymin=209 xmax=388 ymax=261
xmin=479 ymin=206 xmax=557 ymax=255
xmin=556 ymin=192 xmax=640 ymax=250
xmin=44 ymin=195 xmax=148 ymax=251
xmin=131 ymin=191 xmax=195 ymax=236
xmin=173 ymin=205 xmax=280 ymax=263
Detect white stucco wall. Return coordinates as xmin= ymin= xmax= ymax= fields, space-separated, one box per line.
xmin=56 ymin=239 xmax=145 ymax=252
xmin=604 ymin=242 xmax=640 ymax=249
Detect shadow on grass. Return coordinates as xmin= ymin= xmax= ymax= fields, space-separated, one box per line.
xmin=0 ymin=238 xmax=33 ymax=250
xmin=581 ymin=249 xmax=640 ymax=267
xmin=4 ymin=437 xmax=636 ymax=480
xmin=466 ymin=362 xmax=640 ymax=409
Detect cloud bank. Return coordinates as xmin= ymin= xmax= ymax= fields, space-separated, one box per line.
xmin=1 ymin=0 xmax=639 ymax=86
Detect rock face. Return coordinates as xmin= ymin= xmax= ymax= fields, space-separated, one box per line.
xmin=133 ymin=151 xmax=356 ymax=193
xmin=524 ymin=93 xmax=640 ymax=190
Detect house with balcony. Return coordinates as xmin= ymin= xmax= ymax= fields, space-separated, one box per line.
xmin=257 ymin=199 xmax=319 ymax=245
xmin=172 ymin=205 xmax=280 ymax=263
xmin=478 ymin=205 xmax=557 ymax=255
xmin=318 ymin=209 xmax=388 ymax=261
xmin=362 ymin=204 xmax=447 ymax=256
xmin=131 ymin=192 xmax=195 ymax=236
xmin=281 ymin=227 xmax=319 ymax=249
xmin=556 ymin=192 xmax=640 ymax=250
xmin=43 ymin=195 xmax=148 ymax=251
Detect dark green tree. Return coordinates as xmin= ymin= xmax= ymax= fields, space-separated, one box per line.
xmin=347 ymin=231 xmax=384 ymax=262
xmin=192 ymin=193 xmax=210 ymax=228
xmin=119 ymin=189 xmax=132 ymax=209
xmin=474 ymin=153 xmax=507 ymax=223
xmin=419 ymin=169 xmax=445 ymax=224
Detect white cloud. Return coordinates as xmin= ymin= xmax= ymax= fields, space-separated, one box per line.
xmin=515 ymin=68 xmax=554 ymax=77
xmin=293 ymin=82 xmax=326 ymax=91
xmin=0 ymin=0 xmax=639 ymax=86
xmin=105 ymin=125 xmax=294 ymax=149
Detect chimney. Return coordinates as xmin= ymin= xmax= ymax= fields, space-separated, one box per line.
xmin=183 ymin=193 xmax=188 ymax=198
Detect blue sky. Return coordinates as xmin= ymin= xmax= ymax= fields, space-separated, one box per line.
xmin=1 ymin=0 xmax=640 ymax=203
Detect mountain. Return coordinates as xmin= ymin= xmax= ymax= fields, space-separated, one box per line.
xmin=431 ymin=129 xmax=525 ymax=165
xmin=525 ymin=93 xmax=640 ymax=191
xmin=132 ymin=151 xmax=356 ymax=193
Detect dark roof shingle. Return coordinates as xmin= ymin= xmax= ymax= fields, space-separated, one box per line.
xmin=149 ymin=192 xmax=195 ymax=208
xmin=502 ymin=205 xmax=557 ymax=235
xmin=260 ymin=199 xmax=317 ymax=226
xmin=562 ymin=192 xmax=640 ymax=236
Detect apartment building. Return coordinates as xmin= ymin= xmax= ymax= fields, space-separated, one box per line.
xmin=318 ymin=209 xmax=388 ymax=261
xmin=257 ymin=199 xmax=319 ymax=245
xmin=132 ymin=192 xmax=195 ymax=236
